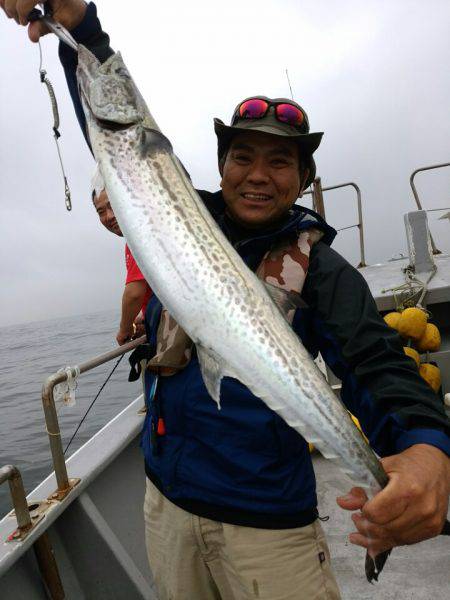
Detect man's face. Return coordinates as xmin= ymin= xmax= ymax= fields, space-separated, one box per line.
xmin=93 ymin=189 xmax=122 ymax=236
xmin=220 ymin=131 xmax=306 ymax=228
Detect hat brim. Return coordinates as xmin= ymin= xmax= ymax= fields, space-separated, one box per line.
xmin=214 ymin=118 xmax=323 ymax=156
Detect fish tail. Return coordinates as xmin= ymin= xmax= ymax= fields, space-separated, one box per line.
xmin=365 ymin=548 xmax=392 ymax=583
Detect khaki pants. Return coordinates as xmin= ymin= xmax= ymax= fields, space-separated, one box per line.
xmin=144 ymin=479 xmax=341 ymax=600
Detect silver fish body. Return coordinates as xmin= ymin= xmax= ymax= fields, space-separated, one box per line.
xmin=76 ymin=46 xmax=387 ymax=492
xmin=76 ymin=47 xmax=394 ymax=581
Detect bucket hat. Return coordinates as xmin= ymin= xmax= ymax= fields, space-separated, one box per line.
xmin=214 ymin=96 xmax=323 ymax=188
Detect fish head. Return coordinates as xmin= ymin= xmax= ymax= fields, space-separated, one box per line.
xmin=77 ymin=46 xmax=142 ymax=126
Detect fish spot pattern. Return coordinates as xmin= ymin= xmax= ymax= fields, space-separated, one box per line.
xmin=81 ymin=51 xmax=382 ymax=489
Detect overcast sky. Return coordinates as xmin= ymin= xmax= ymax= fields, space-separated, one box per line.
xmin=1 ymin=0 xmax=449 ymax=327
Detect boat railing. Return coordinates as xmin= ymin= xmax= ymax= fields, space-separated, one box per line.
xmin=410 ymin=162 xmax=450 ymax=255
xmin=303 ymin=178 xmax=366 ymax=267
xmin=41 ymin=335 xmax=147 ymax=501
xmin=0 ymin=465 xmax=32 ymax=540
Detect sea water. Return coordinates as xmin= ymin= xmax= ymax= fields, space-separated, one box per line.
xmin=0 ymin=309 xmax=141 ymax=517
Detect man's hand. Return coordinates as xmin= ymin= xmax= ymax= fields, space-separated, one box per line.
xmin=0 ymin=0 xmax=86 ymax=42
xmin=133 ymin=312 xmax=146 ymax=338
xmin=116 ymin=325 xmax=135 ymax=346
xmin=336 ymin=444 xmax=450 ymax=556
xmin=117 ymin=280 xmax=148 ymax=346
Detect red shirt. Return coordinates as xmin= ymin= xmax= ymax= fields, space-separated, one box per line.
xmin=125 ymin=244 xmax=152 ymax=315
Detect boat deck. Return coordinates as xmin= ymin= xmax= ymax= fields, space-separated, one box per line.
xmin=1 ymin=396 xmax=448 ymax=599
xmin=359 ymin=253 xmax=450 ymax=312
xmin=316 ymin=453 xmax=450 ymax=600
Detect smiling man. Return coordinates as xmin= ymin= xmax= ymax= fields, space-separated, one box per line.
xmin=220 ymin=133 xmax=306 ymax=227
xmin=3 ymin=2 xmax=450 ymax=599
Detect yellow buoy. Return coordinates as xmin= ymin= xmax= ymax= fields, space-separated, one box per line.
xmin=383 ymin=312 xmax=401 ymax=330
xmin=397 ymin=307 xmax=427 ymax=340
xmin=419 ymin=363 xmax=441 ymax=393
xmin=403 ymin=346 xmax=420 ymax=368
xmin=416 ymin=323 xmax=441 ymax=353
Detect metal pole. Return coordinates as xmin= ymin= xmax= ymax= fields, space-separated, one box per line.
xmin=350 ymin=182 xmax=366 ymax=267
xmin=410 ymin=162 xmax=450 ymax=255
xmin=0 ymin=465 xmax=32 ymax=534
xmin=312 ymin=177 xmax=326 ymax=219
xmin=303 ymin=181 xmax=366 ymax=267
xmin=33 ymin=533 xmax=65 ymax=599
xmin=42 ymin=374 xmax=71 ymax=492
xmin=77 ymin=335 xmax=147 ymax=375
xmin=41 ymin=336 xmax=146 ymax=494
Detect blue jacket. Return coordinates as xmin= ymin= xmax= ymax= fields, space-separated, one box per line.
xmin=59 ymin=3 xmax=450 ymax=528
xmin=139 ymin=191 xmax=450 ymax=528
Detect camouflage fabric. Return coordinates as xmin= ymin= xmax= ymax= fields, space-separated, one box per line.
xmin=147 ymin=311 xmax=193 ymax=375
xmin=256 ymin=227 xmax=323 ymax=323
xmin=147 ymin=227 xmax=323 ymax=375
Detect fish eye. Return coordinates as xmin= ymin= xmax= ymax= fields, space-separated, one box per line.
xmin=115 ymin=67 xmax=130 ymax=79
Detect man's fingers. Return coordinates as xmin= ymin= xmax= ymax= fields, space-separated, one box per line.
xmin=16 ymin=0 xmax=42 ymax=25
xmin=348 ymin=531 xmax=394 ymax=556
xmin=360 ymin=475 xmax=409 ymax=525
xmin=28 ymin=18 xmax=49 ymax=41
xmin=3 ymin=0 xmax=20 ymax=21
xmin=348 ymin=529 xmax=393 ymax=554
xmin=349 ymin=514 xmax=396 ymax=554
xmin=350 ymin=506 xmax=443 ymax=550
xmin=351 ymin=513 xmax=389 ymax=540
xmin=339 ymin=446 xmax=450 ymax=554
xmin=336 ymin=487 xmax=368 ymax=511
xmin=348 ymin=532 xmax=370 ymax=549
xmin=366 ymin=502 xmax=444 ymax=545
xmin=352 ymin=513 xmax=395 ymax=548
xmin=2 ymin=1 xmax=46 ymax=28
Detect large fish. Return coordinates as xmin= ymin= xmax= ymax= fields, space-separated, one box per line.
xmin=75 ymin=46 xmax=445 ymax=581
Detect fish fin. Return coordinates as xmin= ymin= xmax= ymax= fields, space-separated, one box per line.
xmin=139 ymin=128 xmax=173 ymax=158
xmin=264 ymin=283 xmax=308 ymax=313
xmin=196 ymin=345 xmax=236 ymax=410
xmin=365 ymin=549 xmax=392 ymax=583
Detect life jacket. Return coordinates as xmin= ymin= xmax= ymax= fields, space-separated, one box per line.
xmin=145 ymin=226 xmax=324 ymax=375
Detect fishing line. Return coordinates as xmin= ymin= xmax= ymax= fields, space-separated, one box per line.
xmin=63 ymin=354 xmax=124 ymax=456
xmin=38 ymin=40 xmax=72 ymax=211
xmin=285 ymin=68 xmax=294 ymax=100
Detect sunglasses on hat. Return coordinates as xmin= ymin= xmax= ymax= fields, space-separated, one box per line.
xmin=232 ymin=98 xmax=308 ymax=130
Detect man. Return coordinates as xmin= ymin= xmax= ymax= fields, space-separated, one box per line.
xmin=3 ymin=2 xmax=450 ymax=599
xmin=92 ymin=175 xmax=152 ymax=344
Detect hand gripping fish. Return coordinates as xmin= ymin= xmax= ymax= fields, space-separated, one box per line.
xmin=75 ymin=46 xmax=449 ymax=582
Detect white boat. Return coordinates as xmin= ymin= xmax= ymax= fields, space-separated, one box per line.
xmin=1 ymin=167 xmax=449 ymax=599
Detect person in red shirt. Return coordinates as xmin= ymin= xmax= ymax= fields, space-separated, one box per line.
xmin=92 ymin=183 xmax=152 ymax=345
xmin=122 ymin=242 xmax=152 ymax=343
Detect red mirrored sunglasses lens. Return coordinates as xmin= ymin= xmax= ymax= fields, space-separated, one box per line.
xmin=276 ymin=103 xmax=304 ymax=126
xmin=239 ymin=99 xmax=269 ymax=119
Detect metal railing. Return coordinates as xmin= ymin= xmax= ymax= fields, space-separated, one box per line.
xmin=0 ymin=465 xmax=32 ymax=539
xmin=410 ymin=162 xmax=450 ymax=255
xmin=41 ymin=335 xmax=147 ymax=499
xmin=303 ymin=178 xmax=366 ymax=267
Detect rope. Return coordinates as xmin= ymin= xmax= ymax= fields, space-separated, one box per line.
xmin=38 ymin=41 xmax=72 ymax=211
xmin=46 ymin=428 xmax=61 ymax=437
xmin=381 ymin=264 xmax=437 ymax=313
xmin=63 ymin=354 xmax=125 ymax=455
